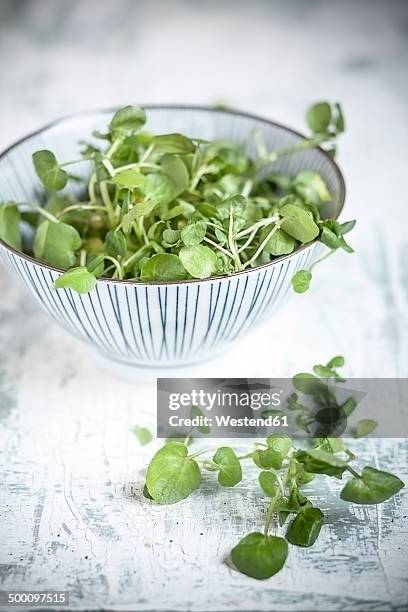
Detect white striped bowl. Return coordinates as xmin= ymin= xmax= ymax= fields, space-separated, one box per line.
xmin=0 ymin=107 xmax=345 ymax=368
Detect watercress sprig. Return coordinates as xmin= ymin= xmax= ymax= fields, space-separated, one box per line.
xmin=0 ymin=102 xmax=354 ymax=293
xmin=141 ymin=356 xmax=404 ymax=580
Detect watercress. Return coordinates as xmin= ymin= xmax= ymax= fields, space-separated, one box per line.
xmin=141 ymin=356 xmax=404 ymax=580
xmin=0 ymin=102 xmax=354 ymax=294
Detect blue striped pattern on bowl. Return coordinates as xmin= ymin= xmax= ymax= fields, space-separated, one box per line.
xmin=0 ymin=107 xmax=344 ymax=367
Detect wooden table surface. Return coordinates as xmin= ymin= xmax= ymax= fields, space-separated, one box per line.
xmin=0 ymin=1 xmax=407 ymax=610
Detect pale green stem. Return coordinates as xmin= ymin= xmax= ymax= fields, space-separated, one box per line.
xmin=243 ymin=222 xmax=282 ymax=269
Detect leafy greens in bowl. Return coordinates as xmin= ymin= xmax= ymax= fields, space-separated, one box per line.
xmin=0 ymin=104 xmax=351 ymax=368
xmin=0 ymin=102 xmax=353 ymax=294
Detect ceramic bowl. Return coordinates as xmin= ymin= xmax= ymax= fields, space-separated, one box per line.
xmin=0 ymin=106 xmax=345 ymax=368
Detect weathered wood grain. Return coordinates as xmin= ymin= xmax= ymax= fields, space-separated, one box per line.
xmin=0 ymin=1 xmax=408 ymax=610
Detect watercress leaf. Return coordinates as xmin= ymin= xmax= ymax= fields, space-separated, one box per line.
xmin=280 ymin=204 xmax=319 ymax=243
xmin=295 ymin=449 xmax=348 ymax=478
xmin=327 ymin=355 xmax=345 ymax=368
xmin=291 ymin=269 xmax=312 ymax=293
xmin=141 ymin=253 xmax=188 ymax=281
xmin=355 ymin=419 xmax=378 ymax=438
xmin=262 ymin=228 xmax=296 ymax=256
xmin=105 ymin=230 xmax=127 ymax=258
xmin=179 ymin=245 xmax=217 ymax=279
xmin=293 ymin=171 xmax=331 ymax=204
xmin=341 ymin=396 xmax=357 ymax=417
xmin=132 ymin=425 xmax=153 ymax=446
xmin=181 ymin=221 xmax=207 ymax=246
xmin=217 ymin=194 xmax=247 ymax=221
xmin=112 ymin=169 xmax=147 ymax=189
xmin=212 ymin=447 xmax=242 ymax=487
xmin=292 ymin=373 xmax=327 ymax=395
xmin=191 ymin=405 xmax=211 ymax=434
xmin=286 ymin=507 xmax=324 ymax=547
xmin=145 ymin=442 xmax=201 ymax=504
xmin=110 ymin=106 xmax=146 ymax=135
xmin=306 ymin=102 xmax=332 ymax=134
xmin=319 ymin=226 xmax=342 ymax=249
xmin=266 ymin=434 xmax=293 ymax=458
xmin=313 ymin=364 xmax=337 ymax=377
xmin=0 ymin=202 xmax=21 ymax=250
xmin=104 ymin=230 xmax=126 ymax=258
xmin=162 ymin=228 xmax=181 ymax=246
xmin=123 ymin=201 xmax=158 ymax=230
xmin=144 ymin=173 xmax=176 ymax=206
xmin=87 ymin=254 xmax=105 ymax=276
xmin=313 ymin=437 xmax=346 ymax=454
xmin=34 ymin=220 xmax=81 ymax=268
xmin=339 ymin=219 xmax=356 ymax=235
xmin=335 ymin=102 xmax=345 ymax=134
xmin=32 ymin=150 xmax=68 ymax=191
xmin=151 ymin=134 xmax=196 ymax=154
xmin=54 ymin=266 xmax=96 ymax=294
xmin=340 ymin=467 xmax=404 ymax=504
xmin=143 ymin=483 xmax=153 ymax=499
xmin=252 ymin=448 xmax=282 ymax=470
xmin=258 ymin=471 xmax=277 ymax=497
xmin=295 ymin=464 xmax=315 ymax=485
xmin=161 ymin=154 xmax=189 ymax=195
xmin=231 ymin=532 xmax=288 ymax=580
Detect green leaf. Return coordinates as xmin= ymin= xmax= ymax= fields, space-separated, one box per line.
xmin=0 ymin=202 xmax=22 ymax=250
xmin=179 ymin=245 xmax=217 ymax=279
xmin=144 ymin=173 xmax=176 ymax=206
xmin=306 ymin=102 xmax=332 ymax=134
xmin=252 ymin=448 xmax=282 ymax=470
xmin=213 ymin=447 xmax=242 ymax=487
xmin=294 ymin=171 xmax=331 ymax=204
xmin=145 ymin=442 xmax=201 ymax=504
xmin=292 ymin=373 xmax=327 ymax=395
xmin=32 ymin=150 xmax=68 ymax=191
xmin=34 ymin=220 xmax=81 ymax=268
xmin=162 ymin=228 xmax=181 ymax=246
xmin=132 ymin=425 xmax=153 ymax=446
xmin=335 ymin=102 xmax=345 ymax=134
xmin=110 ymin=106 xmax=146 ymax=135
xmin=105 ymin=230 xmax=127 ymax=258
xmin=291 ymin=269 xmax=312 ymax=293
xmin=355 ymin=419 xmax=378 ymax=438
xmin=190 ymin=405 xmax=211 ymax=434
xmin=140 ymin=253 xmax=188 ymax=281
xmin=327 ymin=355 xmax=345 ymax=368
xmin=295 ymin=449 xmax=348 ymax=478
xmin=161 ymin=154 xmax=189 ymax=195
xmin=258 ymin=471 xmax=277 ymax=497
xmin=266 ymin=434 xmax=293 ymax=457
xmin=181 ymin=221 xmax=207 ymax=246
xmin=112 ymin=169 xmax=147 ymax=189
xmin=340 ymin=467 xmax=404 ymax=504
xmin=54 ymin=266 xmax=96 ymax=294
xmin=216 ymin=194 xmax=247 ymax=221
xmin=151 ymin=133 xmax=196 ymax=154
xmin=280 ymin=204 xmax=319 ymax=243
xmin=262 ymin=228 xmax=296 ymax=256
xmin=231 ymin=532 xmax=288 ymax=580
xmin=339 ymin=219 xmax=356 ymax=235
xmin=286 ymin=507 xmax=324 ymax=547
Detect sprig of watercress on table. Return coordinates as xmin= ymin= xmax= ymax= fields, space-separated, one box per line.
xmin=0 ymin=102 xmax=354 ymax=293
xmin=141 ymin=356 xmax=404 ymax=581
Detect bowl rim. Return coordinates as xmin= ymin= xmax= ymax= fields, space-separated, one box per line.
xmin=0 ymin=104 xmax=346 ymax=286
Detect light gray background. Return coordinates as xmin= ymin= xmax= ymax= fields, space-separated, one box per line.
xmin=0 ymin=1 xmax=407 ymax=610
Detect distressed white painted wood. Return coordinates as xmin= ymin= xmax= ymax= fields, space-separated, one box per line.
xmin=0 ymin=1 xmax=407 ymax=610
